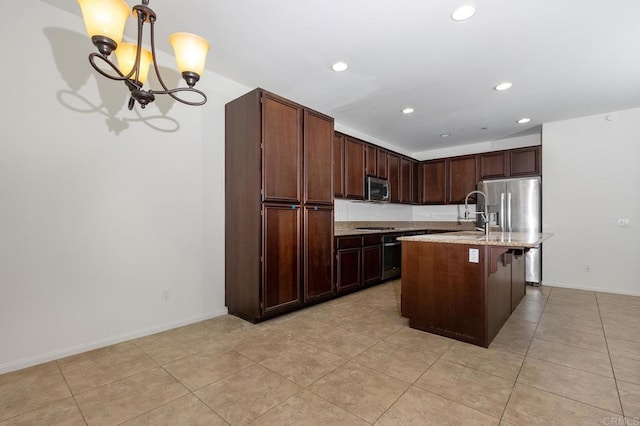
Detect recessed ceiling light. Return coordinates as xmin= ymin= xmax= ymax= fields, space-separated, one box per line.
xmin=402 ymin=107 xmax=415 ymax=114
xmin=451 ymin=5 xmax=476 ymax=21
xmin=517 ymin=118 xmax=531 ymax=124
xmin=495 ymin=82 xmax=513 ymax=91
xmin=331 ymin=61 xmax=348 ymax=72
xmin=440 ymin=133 xmax=451 ymax=138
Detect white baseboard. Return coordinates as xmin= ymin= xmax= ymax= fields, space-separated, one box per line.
xmin=542 ymin=281 xmax=640 ymax=297
xmin=0 ymin=307 xmax=229 ymax=375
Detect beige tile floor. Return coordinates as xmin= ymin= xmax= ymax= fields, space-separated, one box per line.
xmin=1 ymin=281 xmax=639 ymax=425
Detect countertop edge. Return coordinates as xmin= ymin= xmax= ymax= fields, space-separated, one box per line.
xmin=398 ymin=232 xmax=553 ymax=248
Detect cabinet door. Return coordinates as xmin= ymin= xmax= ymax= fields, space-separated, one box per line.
xmin=388 ymin=153 xmax=400 ymax=203
xmin=262 ymin=204 xmax=302 ymax=313
xmin=304 ymin=110 xmax=334 ymax=205
xmin=304 ymin=206 xmax=334 ymax=301
xmin=448 ymin=155 xmax=478 ymax=204
xmin=344 ymin=137 xmax=365 ymax=199
xmin=262 ymin=94 xmax=302 ymax=203
xmin=400 ymin=157 xmax=412 ymax=204
xmin=479 ymin=151 xmax=507 ymax=180
xmin=336 ymin=248 xmax=361 ymax=292
xmin=377 ymin=149 xmax=388 ymax=179
xmin=411 ymin=160 xmax=420 ymax=204
xmin=362 ymin=245 xmax=382 ymax=285
xmin=509 ymin=146 xmax=541 ymax=176
xmin=421 ymin=160 xmax=447 ymax=204
xmin=365 ymin=144 xmax=377 ymax=177
xmin=333 ymin=132 xmax=345 ymax=198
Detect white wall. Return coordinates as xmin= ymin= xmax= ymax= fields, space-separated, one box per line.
xmin=542 ymin=109 xmax=640 ymax=295
xmin=0 ymin=1 xmax=248 ymax=373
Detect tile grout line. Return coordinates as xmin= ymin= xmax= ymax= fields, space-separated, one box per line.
xmin=497 ymin=285 xmax=552 ymax=424
xmin=55 ymin=360 xmax=89 ymax=425
xmin=596 ymin=292 xmax=627 ymax=419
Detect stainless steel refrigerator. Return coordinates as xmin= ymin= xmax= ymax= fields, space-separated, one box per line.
xmin=477 ymin=177 xmax=542 ymax=284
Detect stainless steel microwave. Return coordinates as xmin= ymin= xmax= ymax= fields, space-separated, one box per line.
xmin=365 ymin=176 xmax=390 ymax=202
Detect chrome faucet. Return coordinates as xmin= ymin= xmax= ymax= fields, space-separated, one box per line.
xmin=464 ymin=190 xmax=490 ymax=236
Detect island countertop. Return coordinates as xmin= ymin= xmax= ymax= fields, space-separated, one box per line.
xmin=398 ymin=231 xmax=553 ymax=248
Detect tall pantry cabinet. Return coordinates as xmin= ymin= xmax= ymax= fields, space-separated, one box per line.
xmin=225 ymin=88 xmax=335 ymax=322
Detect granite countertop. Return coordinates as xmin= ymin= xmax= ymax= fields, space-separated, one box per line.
xmin=398 ymin=231 xmax=553 ymax=248
xmin=334 ymin=221 xmax=476 ymax=237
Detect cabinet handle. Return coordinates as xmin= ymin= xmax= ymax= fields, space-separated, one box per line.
xmin=314 ymin=206 xmax=318 ymax=211
xmin=291 ymin=205 xmax=296 ymax=209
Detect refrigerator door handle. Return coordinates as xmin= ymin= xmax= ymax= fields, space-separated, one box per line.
xmin=507 ymin=192 xmax=512 ymax=232
xmin=500 ymin=193 xmax=505 ymax=231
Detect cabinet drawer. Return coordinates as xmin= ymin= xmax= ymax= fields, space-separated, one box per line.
xmin=336 ymin=236 xmax=362 ymax=249
xmin=363 ymin=234 xmax=382 ymax=246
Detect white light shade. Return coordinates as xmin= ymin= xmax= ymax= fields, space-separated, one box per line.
xmin=495 ymin=82 xmax=513 ymax=91
xmin=77 ymin=0 xmax=130 ymax=45
xmin=451 ymin=5 xmax=476 ymax=21
xmin=114 ymin=43 xmax=152 ymax=84
xmin=169 ymin=32 xmax=210 ymax=76
xmin=331 ymin=61 xmax=349 ymax=72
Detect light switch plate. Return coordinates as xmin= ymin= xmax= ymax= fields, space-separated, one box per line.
xmin=469 ymin=248 xmax=479 ymax=263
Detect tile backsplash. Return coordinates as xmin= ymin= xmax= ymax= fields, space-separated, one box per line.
xmin=334 ymin=199 xmax=476 ymax=222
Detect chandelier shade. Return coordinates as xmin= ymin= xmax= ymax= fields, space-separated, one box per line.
xmin=77 ymin=0 xmax=130 ymax=48
xmin=114 ymin=43 xmax=152 ymax=84
xmin=169 ymin=32 xmax=210 ymax=80
xmin=77 ymin=0 xmax=209 ymax=110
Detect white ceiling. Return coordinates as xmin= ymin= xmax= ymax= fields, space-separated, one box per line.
xmin=78 ymin=0 xmax=640 ymax=154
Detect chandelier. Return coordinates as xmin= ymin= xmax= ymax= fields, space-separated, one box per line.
xmin=77 ymin=0 xmax=210 ymax=110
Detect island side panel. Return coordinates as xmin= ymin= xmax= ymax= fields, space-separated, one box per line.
xmin=402 ymin=241 xmax=488 ymax=346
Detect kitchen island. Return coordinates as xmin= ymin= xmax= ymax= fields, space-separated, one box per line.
xmin=398 ymin=231 xmax=552 ymax=347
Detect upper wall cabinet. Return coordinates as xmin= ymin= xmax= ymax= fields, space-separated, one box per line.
xmin=333 ymin=132 xmax=345 ymax=198
xmin=479 ymin=146 xmax=541 ymax=180
xmin=509 ymin=146 xmax=541 ymax=177
xmin=365 ymin=144 xmax=377 ymax=177
xmin=344 ymin=136 xmax=365 ymax=200
xmin=400 ymin=156 xmax=412 ymax=204
xmin=448 ymin=155 xmax=478 ymax=204
xmin=388 ymin=153 xmax=401 ymax=203
xmin=421 ymin=159 xmax=447 ymax=204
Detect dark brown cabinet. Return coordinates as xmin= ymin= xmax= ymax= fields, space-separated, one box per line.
xmin=479 ymin=151 xmax=507 ymax=180
xmin=400 ymin=157 xmax=412 ymax=204
xmin=365 ymin=144 xmax=377 ymax=176
xmin=479 ymin=146 xmax=541 ymax=180
xmin=421 ymin=160 xmax=447 ymax=204
xmin=344 ymin=136 xmax=365 ymax=200
xmin=262 ymin=95 xmax=302 ymax=203
xmin=225 ymin=88 xmax=334 ymax=322
xmin=509 ymin=146 xmax=541 ymax=176
xmin=304 ymin=206 xmax=334 ymax=302
xmin=377 ymin=149 xmax=388 ymax=179
xmin=262 ymin=204 xmax=302 ymax=313
xmin=388 ymin=153 xmax=400 ymax=203
xmin=448 ymin=155 xmax=478 ymax=204
xmin=411 ymin=160 xmax=420 ymax=204
xmin=335 ymin=236 xmax=362 ymax=293
xmin=362 ymin=235 xmax=382 ymax=285
xmin=333 ymin=132 xmax=345 ymax=198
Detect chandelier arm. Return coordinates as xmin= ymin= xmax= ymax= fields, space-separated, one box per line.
xmin=88 ymin=52 xmax=135 ymax=82
xmin=148 ymin=18 xmax=173 ymax=93
xmin=151 ymin=87 xmax=208 ymax=106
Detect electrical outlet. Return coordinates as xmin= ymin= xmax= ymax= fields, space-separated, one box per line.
xmin=617 ymin=218 xmax=630 ymax=227
xmin=584 ymin=264 xmax=591 ymax=272
xmin=161 ymin=289 xmax=171 ymax=302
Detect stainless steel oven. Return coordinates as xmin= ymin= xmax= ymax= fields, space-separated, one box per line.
xmin=381 ymin=234 xmax=401 ymax=279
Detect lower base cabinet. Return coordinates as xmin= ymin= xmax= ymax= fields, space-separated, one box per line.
xmin=336 ymin=236 xmax=362 ymax=293
xmin=362 ymin=235 xmax=382 ymax=285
